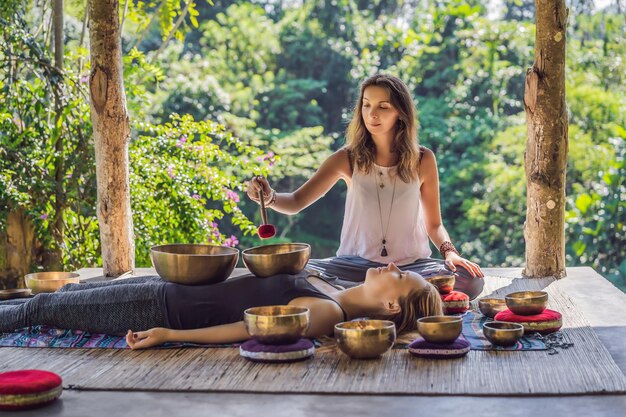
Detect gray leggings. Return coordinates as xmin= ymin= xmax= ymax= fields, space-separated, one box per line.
xmin=0 ymin=276 xmax=166 ymax=336
xmin=307 ymin=256 xmax=484 ymax=300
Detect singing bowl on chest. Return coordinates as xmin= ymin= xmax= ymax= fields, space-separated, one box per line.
xmin=242 ymin=243 xmax=311 ymax=278
xmin=150 ymin=244 xmax=239 ymax=285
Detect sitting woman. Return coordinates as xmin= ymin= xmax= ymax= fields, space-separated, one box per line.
xmin=246 ymin=74 xmax=485 ymax=299
xmin=0 ymin=263 xmax=442 ymax=350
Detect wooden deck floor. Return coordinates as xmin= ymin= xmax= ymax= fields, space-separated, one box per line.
xmin=2 ymin=267 xmax=625 ymax=416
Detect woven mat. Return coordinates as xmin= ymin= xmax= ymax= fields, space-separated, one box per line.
xmin=1 ymin=276 xmax=625 ymax=395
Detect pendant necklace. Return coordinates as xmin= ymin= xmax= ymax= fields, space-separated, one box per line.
xmin=375 ymin=169 xmax=397 ymax=257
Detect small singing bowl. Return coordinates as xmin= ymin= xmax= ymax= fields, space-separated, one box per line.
xmin=242 ymin=243 xmax=311 ymax=278
xmin=150 ymin=244 xmax=238 ymax=285
xmin=426 ymin=274 xmax=456 ymax=294
xmin=334 ymin=320 xmax=396 ymax=359
xmin=244 ymin=305 xmax=310 ymax=345
xmin=417 ymin=316 xmax=463 ymax=344
xmin=478 ymin=298 xmax=508 ymax=318
xmin=505 ymin=291 xmax=548 ymax=316
xmin=25 ymin=272 xmax=80 ymax=294
xmin=483 ymin=322 xmax=524 ymax=347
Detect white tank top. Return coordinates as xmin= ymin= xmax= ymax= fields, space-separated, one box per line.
xmin=336 ymin=163 xmax=432 ymax=265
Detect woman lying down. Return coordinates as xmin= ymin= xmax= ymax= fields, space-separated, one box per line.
xmin=0 ymin=263 xmax=443 ymax=349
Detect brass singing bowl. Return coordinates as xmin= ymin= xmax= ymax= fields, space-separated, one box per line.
xmin=244 ymin=305 xmax=310 ymax=345
xmin=150 ymin=244 xmax=238 ymax=285
xmin=426 ymin=274 xmax=456 ymax=294
xmin=0 ymin=288 xmax=32 ymax=300
xmin=242 ymin=243 xmax=311 ymax=278
xmin=478 ymin=298 xmax=508 ymax=318
xmin=505 ymin=291 xmax=548 ymax=316
xmin=417 ymin=316 xmax=463 ymax=344
xmin=483 ymin=322 xmax=524 ymax=347
xmin=25 ymin=272 xmax=80 ymax=294
xmin=334 ymin=320 xmax=396 ymax=359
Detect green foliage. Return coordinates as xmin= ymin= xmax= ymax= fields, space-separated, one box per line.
xmin=0 ymin=5 xmax=271 ymax=272
xmin=130 ymin=114 xmax=269 ymax=265
xmin=256 ymin=75 xmax=327 ymax=130
xmin=565 ymin=136 xmax=626 ymax=290
xmin=0 ymin=15 xmax=98 ymax=269
xmin=2 ymin=0 xmax=624 ymax=290
xmin=197 ymin=3 xmax=280 ymax=116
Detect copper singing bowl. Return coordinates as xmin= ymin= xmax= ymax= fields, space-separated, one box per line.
xmin=244 ymin=305 xmax=310 ymax=345
xmin=25 ymin=272 xmax=80 ymax=294
xmin=417 ymin=316 xmax=462 ymax=344
xmin=478 ymin=298 xmax=508 ymax=318
xmin=483 ymin=322 xmax=524 ymax=347
xmin=426 ymin=274 xmax=456 ymax=294
xmin=505 ymin=291 xmax=548 ymax=316
xmin=242 ymin=243 xmax=311 ymax=278
xmin=150 ymin=244 xmax=238 ymax=285
xmin=334 ymin=320 xmax=396 ymax=359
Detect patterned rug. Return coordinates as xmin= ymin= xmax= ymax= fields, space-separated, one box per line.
xmin=0 ymin=326 xmax=239 ymax=349
xmin=461 ymin=310 xmax=546 ymax=350
xmin=0 ymin=311 xmax=545 ymax=351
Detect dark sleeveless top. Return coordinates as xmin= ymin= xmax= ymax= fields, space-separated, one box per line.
xmin=161 ymin=272 xmax=347 ymax=330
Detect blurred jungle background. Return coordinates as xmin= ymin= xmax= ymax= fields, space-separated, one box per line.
xmin=0 ymin=0 xmax=624 ymax=290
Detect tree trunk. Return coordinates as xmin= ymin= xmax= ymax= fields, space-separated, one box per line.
xmin=43 ymin=0 xmax=65 ymax=270
xmin=522 ymin=0 xmax=569 ymax=278
xmin=88 ymin=0 xmax=134 ymax=277
xmin=0 ymin=210 xmax=37 ymax=289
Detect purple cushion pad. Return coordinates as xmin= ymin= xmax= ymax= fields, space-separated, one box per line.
xmin=240 ymin=338 xmax=315 ymax=363
xmin=408 ymin=337 xmax=470 ymax=359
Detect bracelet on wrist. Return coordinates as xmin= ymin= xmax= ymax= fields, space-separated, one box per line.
xmin=439 ymin=241 xmax=459 ymax=258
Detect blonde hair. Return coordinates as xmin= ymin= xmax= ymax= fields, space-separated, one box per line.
xmin=345 ymin=73 xmax=422 ymax=183
xmin=388 ymin=283 xmax=444 ymax=333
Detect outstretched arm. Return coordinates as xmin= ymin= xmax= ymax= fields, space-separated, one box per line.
xmin=246 ymin=149 xmax=351 ymax=215
xmin=126 ymin=298 xmax=344 ymax=349
xmin=126 ymin=321 xmax=250 ymax=350
xmin=419 ymin=148 xmax=483 ymax=277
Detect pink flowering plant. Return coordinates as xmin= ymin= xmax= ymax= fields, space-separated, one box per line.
xmin=130 ymin=114 xmax=274 ymax=265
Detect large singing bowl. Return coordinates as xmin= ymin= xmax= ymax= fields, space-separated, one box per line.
xmin=150 ymin=244 xmax=239 ymax=285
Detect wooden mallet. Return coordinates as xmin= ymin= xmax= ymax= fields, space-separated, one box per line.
xmin=257 ymin=190 xmax=276 ymax=239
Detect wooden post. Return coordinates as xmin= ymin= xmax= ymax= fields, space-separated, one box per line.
xmin=523 ymin=0 xmax=569 ymax=278
xmin=88 ymin=0 xmax=134 ymax=276
xmin=0 ymin=210 xmax=37 ymax=289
